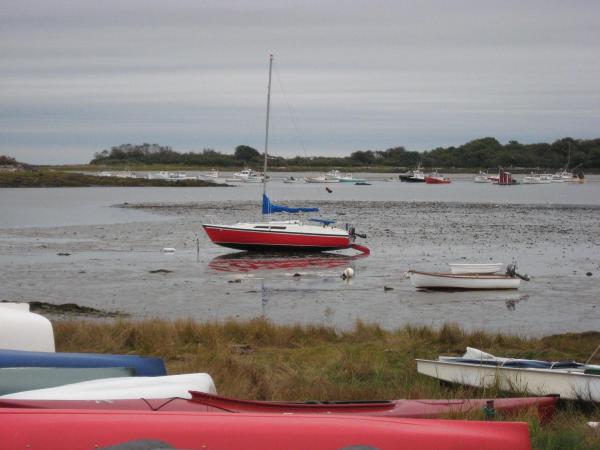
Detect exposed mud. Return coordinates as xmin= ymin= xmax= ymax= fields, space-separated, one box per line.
xmin=1 ymin=198 xmax=599 ymax=335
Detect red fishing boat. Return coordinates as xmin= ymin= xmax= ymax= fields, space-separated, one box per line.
xmin=202 ymin=55 xmax=366 ymax=253
xmin=0 ymin=392 xmax=557 ymax=422
xmin=425 ymin=170 xmax=451 ymax=184
xmin=0 ymin=408 xmax=532 ymax=450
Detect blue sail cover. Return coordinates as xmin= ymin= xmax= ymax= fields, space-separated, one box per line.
xmin=262 ymin=194 xmax=319 ymax=215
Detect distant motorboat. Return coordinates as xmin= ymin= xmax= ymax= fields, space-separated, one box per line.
xmin=399 ymin=164 xmax=426 ymax=182
xmin=283 ymin=176 xmax=300 ymax=184
xmin=522 ymin=173 xmax=552 ymax=184
xmin=473 ymin=171 xmax=492 ymax=183
xmin=552 ymin=169 xmax=578 ymax=182
xmin=147 ymin=171 xmax=170 ymax=180
xmin=493 ymin=168 xmax=517 ymax=185
xmin=425 ymin=170 xmax=451 ymax=184
xmin=168 ymin=172 xmax=194 ymax=181
xmin=304 ymin=175 xmax=339 ymax=183
xmin=233 ymin=168 xmax=264 ymax=183
xmin=198 ymin=169 xmax=219 ymax=180
xmin=326 ymin=170 xmax=366 ymax=183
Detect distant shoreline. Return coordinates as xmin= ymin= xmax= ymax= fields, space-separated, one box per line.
xmin=0 ymin=170 xmax=226 ymax=188
xmin=46 ymin=165 xmax=600 ymax=175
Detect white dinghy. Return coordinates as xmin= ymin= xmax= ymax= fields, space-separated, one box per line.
xmin=416 ymin=347 xmax=600 ymax=402
xmin=408 ymin=271 xmax=521 ymax=290
xmin=0 ymin=303 xmax=55 ymax=352
xmin=1 ymin=372 xmax=217 ymax=400
xmin=408 ymin=263 xmax=528 ymax=290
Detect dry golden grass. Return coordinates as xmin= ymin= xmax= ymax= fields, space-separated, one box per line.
xmin=53 ymin=318 xmax=600 ymax=449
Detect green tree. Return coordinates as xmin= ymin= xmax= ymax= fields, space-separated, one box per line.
xmin=234 ymin=145 xmax=261 ymax=163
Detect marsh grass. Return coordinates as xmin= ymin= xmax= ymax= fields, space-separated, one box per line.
xmin=54 ymin=318 xmax=600 ymax=449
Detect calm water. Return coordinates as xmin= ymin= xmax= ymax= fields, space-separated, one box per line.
xmin=1 ymin=176 xmax=599 ymax=336
xmin=1 ymin=174 xmax=599 ymax=228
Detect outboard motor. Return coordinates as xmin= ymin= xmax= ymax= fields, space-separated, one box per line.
xmin=348 ymin=226 xmax=366 ymax=240
xmin=506 ymin=263 xmax=530 ymax=281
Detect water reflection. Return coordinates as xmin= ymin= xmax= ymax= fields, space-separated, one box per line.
xmin=208 ymin=251 xmax=368 ymax=273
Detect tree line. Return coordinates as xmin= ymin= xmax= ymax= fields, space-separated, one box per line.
xmin=90 ymin=138 xmax=600 ymax=170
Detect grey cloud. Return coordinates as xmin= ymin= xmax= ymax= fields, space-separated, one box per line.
xmin=1 ymin=0 xmax=599 ymax=163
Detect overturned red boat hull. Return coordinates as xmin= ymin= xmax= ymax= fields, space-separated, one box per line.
xmin=0 ymin=408 xmax=531 ymax=450
xmin=203 ymin=224 xmax=351 ymax=251
xmin=0 ymin=392 xmax=557 ymax=422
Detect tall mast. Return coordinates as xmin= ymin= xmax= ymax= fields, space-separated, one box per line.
xmin=263 ymin=54 xmax=273 ymax=198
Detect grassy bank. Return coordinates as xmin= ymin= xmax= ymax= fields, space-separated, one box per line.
xmin=0 ymin=170 xmax=223 ymax=187
xmin=54 ymin=319 xmax=600 ymax=449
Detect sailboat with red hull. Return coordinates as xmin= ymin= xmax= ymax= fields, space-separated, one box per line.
xmin=202 ymin=55 xmax=365 ymax=253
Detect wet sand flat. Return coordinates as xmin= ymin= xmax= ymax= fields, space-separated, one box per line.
xmin=1 ymin=196 xmax=598 ymax=336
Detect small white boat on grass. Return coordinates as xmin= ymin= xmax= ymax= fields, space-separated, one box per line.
xmin=1 ymin=372 xmax=217 ymax=400
xmin=448 ymin=263 xmax=503 ymax=274
xmin=417 ymin=347 xmax=600 ymax=402
xmin=408 ymin=271 xmax=521 ymax=290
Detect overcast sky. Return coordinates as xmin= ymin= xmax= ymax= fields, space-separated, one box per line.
xmin=1 ymin=0 xmax=599 ymax=164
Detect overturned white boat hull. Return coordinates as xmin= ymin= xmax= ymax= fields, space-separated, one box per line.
xmin=1 ymin=372 xmax=217 ymax=400
xmin=409 ymin=271 xmax=520 ymax=290
xmin=416 ymin=359 xmax=600 ymax=401
xmin=0 ymin=303 xmax=55 ymax=352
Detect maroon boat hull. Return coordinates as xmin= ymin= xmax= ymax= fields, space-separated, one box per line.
xmin=0 ymin=391 xmax=557 ymax=422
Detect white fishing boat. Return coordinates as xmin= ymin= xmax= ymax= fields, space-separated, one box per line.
xmin=326 ymin=170 xmax=366 ymax=183
xmin=168 ymin=171 xmax=194 ymax=180
xmin=473 ymin=171 xmax=492 ymax=183
xmin=147 ymin=171 xmax=170 ymax=180
xmin=0 ymin=303 xmax=55 ymax=352
xmin=304 ymin=175 xmax=339 ymax=183
xmin=448 ymin=263 xmax=503 ymax=274
xmin=399 ymin=164 xmax=426 ymax=183
xmin=522 ymin=173 xmax=552 ymax=184
xmin=552 ymin=170 xmax=574 ymax=182
xmin=407 ymin=271 xmax=521 ymax=290
xmin=416 ymin=347 xmax=600 ymax=402
xmin=200 ymin=169 xmax=219 ymax=179
xmin=1 ymin=372 xmax=217 ymax=400
xmin=282 ymin=176 xmax=300 ymax=184
xmin=233 ymin=168 xmax=264 ymax=183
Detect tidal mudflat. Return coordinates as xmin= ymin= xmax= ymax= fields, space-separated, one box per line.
xmin=1 ymin=182 xmax=598 ymax=336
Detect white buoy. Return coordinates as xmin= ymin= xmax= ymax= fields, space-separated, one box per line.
xmin=342 ymin=267 xmax=354 ymax=280
xmin=162 ymin=248 xmax=176 ymax=253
